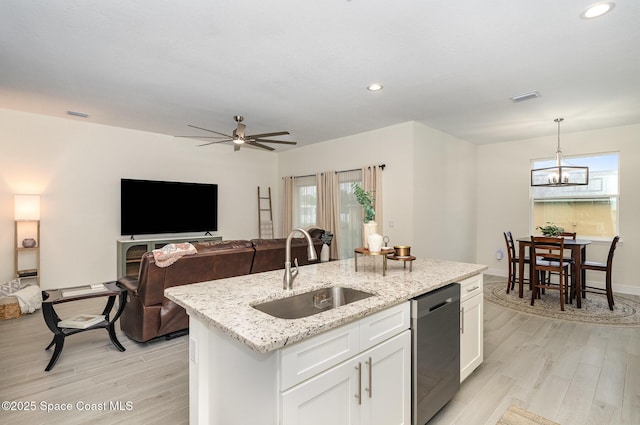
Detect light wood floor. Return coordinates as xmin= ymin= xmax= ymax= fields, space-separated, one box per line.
xmin=431 ymin=275 xmax=640 ymax=425
xmin=1 ymin=277 xmax=638 ymax=425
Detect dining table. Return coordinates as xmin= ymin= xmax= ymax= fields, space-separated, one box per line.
xmin=517 ymin=236 xmax=591 ymax=308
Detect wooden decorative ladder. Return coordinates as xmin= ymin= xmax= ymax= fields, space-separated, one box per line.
xmin=257 ymin=186 xmax=274 ymax=239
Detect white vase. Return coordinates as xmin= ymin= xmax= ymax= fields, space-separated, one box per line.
xmin=368 ymin=233 xmax=383 ymax=253
xmin=321 ymin=243 xmax=330 ymax=262
xmin=362 ymin=220 xmax=378 ymax=249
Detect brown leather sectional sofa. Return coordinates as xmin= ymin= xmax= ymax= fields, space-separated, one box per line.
xmin=118 ymin=229 xmax=324 ymax=342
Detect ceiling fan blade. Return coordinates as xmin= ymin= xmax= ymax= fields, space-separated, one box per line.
xmin=246 ymin=131 xmax=289 ymax=138
xmin=188 ymin=125 xmax=233 ymax=138
xmin=175 ymin=135 xmax=227 ymax=139
xmin=197 ymin=139 xmax=232 ymax=146
xmin=246 ymin=141 xmax=275 ymax=151
xmin=252 ymin=138 xmax=297 ymax=145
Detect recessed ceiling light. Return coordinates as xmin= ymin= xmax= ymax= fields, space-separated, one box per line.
xmin=367 ymin=83 xmax=383 ymax=92
xmin=66 ymin=110 xmax=89 ymax=118
xmin=580 ymin=2 xmax=615 ymax=19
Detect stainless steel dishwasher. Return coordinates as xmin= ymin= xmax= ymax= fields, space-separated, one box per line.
xmin=411 ymin=283 xmax=460 ymax=425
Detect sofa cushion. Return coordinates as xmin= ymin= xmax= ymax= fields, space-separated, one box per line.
xmin=136 ymin=240 xmax=255 ymax=307
xmin=250 ymin=237 xmax=322 ymax=273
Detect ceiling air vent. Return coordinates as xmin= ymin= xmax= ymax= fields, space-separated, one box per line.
xmin=510 ymin=91 xmax=541 ymax=103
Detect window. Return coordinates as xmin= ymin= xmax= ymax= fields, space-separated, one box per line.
xmin=290 ymin=170 xmax=364 ymax=259
xmin=337 ymin=170 xmax=363 ymax=259
xmin=293 ymin=176 xmax=317 ymax=229
xmin=531 ymin=152 xmax=619 ymax=239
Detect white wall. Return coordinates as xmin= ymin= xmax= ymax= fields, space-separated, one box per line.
xmin=278 ymin=121 xmax=478 ymax=263
xmin=477 ymin=123 xmax=640 ymax=294
xmin=413 ymin=123 xmax=477 ymax=262
xmin=0 ymin=109 xmax=278 ymax=289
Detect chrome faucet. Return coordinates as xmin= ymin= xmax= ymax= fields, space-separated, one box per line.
xmin=283 ymin=228 xmax=318 ymax=290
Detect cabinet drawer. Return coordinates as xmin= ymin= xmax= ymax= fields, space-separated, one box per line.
xmin=359 ymin=302 xmax=410 ymax=352
xmin=280 ymin=320 xmax=359 ymax=390
xmin=460 ymin=274 xmax=483 ymax=303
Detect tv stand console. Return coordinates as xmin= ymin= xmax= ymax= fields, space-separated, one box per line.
xmin=116 ymin=235 xmax=222 ymax=278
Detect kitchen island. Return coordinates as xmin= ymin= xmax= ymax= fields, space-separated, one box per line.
xmin=166 ymin=257 xmax=486 ymax=425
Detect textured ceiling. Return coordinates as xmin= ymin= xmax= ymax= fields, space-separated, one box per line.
xmin=1 ymin=0 xmax=639 ymax=151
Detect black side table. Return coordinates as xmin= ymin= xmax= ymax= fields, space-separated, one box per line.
xmin=41 ymin=281 xmax=127 ymax=371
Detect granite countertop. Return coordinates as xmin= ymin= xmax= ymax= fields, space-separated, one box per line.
xmin=165 ymin=257 xmax=487 ymax=353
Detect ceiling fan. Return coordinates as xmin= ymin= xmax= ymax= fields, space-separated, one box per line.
xmin=176 ymin=115 xmax=297 ymax=152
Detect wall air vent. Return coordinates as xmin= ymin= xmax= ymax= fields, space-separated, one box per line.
xmin=66 ymin=110 xmax=89 ymax=118
xmin=510 ymin=91 xmax=541 ymax=103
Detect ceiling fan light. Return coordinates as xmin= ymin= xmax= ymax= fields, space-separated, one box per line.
xmin=233 ymin=137 xmax=244 ymax=145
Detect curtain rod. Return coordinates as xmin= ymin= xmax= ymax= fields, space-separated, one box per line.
xmin=285 ymin=164 xmax=386 ymax=179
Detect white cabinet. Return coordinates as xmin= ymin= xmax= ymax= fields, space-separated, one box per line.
xmin=363 ymin=331 xmax=411 ymax=425
xmin=280 ymin=302 xmax=411 ymax=425
xmin=186 ymin=302 xmax=410 ymax=425
xmin=281 ymin=330 xmax=411 ymax=425
xmin=460 ymin=274 xmax=484 ymax=382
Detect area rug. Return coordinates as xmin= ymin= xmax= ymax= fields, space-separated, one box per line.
xmin=484 ymin=278 xmax=640 ymax=327
xmin=496 ymin=405 xmax=560 ymax=425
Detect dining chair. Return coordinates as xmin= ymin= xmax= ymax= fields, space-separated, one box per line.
xmin=531 ymin=236 xmax=571 ymax=311
xmin=503 ymin=231 xmax=530 ymax=294
xmin=579 ymin=236 xmax=620 ymax=310
xmin=545 ymin=232 xmax=576 ymax=284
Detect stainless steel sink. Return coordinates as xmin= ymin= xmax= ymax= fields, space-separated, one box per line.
xmin=252 ymin=286 xmax=374 ymax=319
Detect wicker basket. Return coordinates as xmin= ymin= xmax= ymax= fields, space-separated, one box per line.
xmin=0 ymin=296 xmax=21 ymax=320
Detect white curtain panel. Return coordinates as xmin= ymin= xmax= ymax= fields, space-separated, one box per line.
xmin=317 ymin=172 xmax=339 ymax=259
xmin=337 ymin=169 xmax=363 ymax=259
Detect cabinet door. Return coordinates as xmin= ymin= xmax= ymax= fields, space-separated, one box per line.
xmin=281 ymin=357 xmax=361 ymax=425
xmin=460 ymin=293 xmax=483 ymax=382
xmin=281 ymin=330 xmax=411 ymax=425
xmin=363 ymin=330 xmax=411 ymax=425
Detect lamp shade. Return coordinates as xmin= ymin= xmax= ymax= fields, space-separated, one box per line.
xmin=14 ymin=194 xmax=41 ymax=220
xmin=531 ymin=165 xmax=589 ymax=186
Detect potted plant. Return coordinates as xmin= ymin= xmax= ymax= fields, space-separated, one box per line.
xmin=536 ymin=222 xmax=564 ymax=237
xmin=352 ymin=183 xmax=378 ymax=249
xmin=320 ymin=231 xmax=333 ymax=262
xmin=352 ymin=183 xmax=375 ymax=223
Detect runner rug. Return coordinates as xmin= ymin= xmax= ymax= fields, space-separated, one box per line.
xmin=496 ymin=405 xmax=560 ymax=425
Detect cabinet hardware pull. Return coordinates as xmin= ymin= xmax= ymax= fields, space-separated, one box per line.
xmin=365 ymin=357 xmax=373 ymax=398
xmin=466 ymin=286 xmax=480 ymax=292
xmin=460 ymin=306 xmax=465 ymax=334
xmin=355 ymin=363 xmax=362 ymax=405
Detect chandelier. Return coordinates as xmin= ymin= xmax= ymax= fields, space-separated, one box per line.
xmin=530 ymin=118 xmax=589 ymax=187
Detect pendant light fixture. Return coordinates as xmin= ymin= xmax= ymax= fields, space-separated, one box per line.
xmin=530 ymin=118 xmax=589 ymax=187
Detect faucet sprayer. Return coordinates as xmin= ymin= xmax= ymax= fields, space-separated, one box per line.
xmin=283 ymin=228 xmax=318 ymax=290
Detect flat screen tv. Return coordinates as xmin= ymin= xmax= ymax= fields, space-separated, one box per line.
xmin=121 ymin=178 xmax=218 ymax=236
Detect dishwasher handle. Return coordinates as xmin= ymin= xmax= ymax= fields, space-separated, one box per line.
xmin=430 ymin=298 xmax=453 ymax=312
xmin=412 ymin=283 xmax=460 ymax=320
xmin=414 ymin=297 xmax=457 ymax=319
